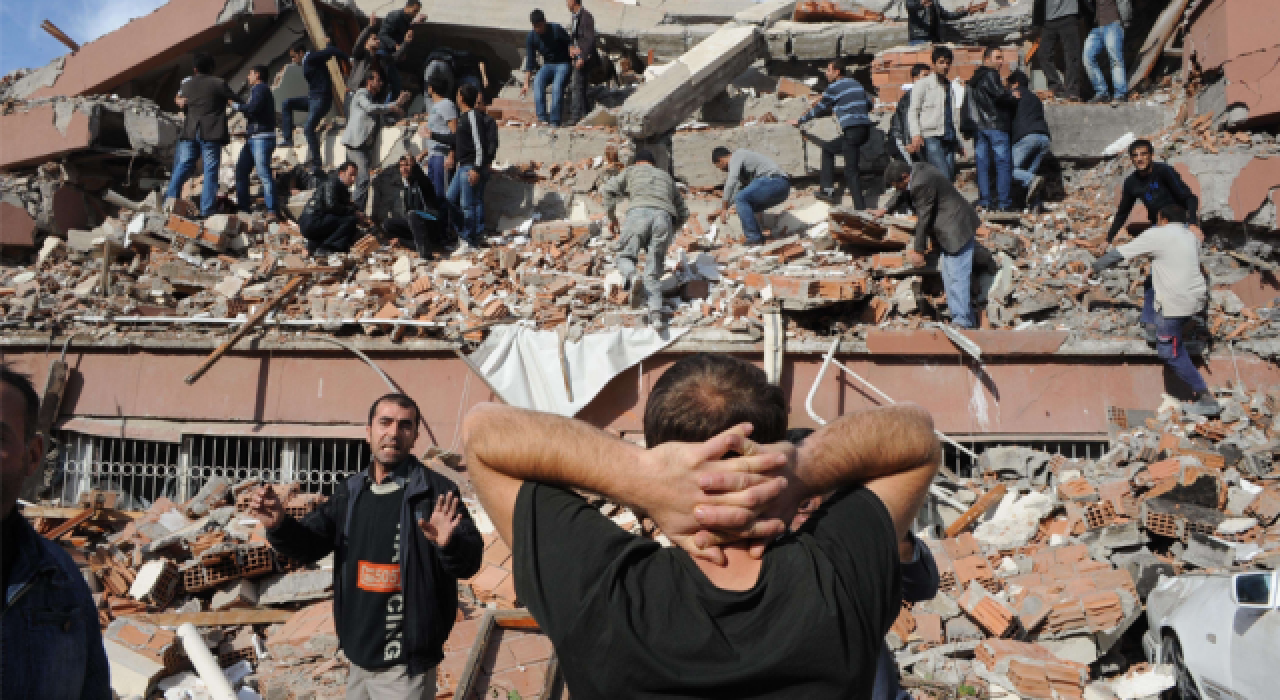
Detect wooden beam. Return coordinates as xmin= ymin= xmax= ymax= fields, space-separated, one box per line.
xmin=1129 ymin=0 xmax=1192 ymax=91
xmin=944 ymin=482 xmax=1008 ymax=538
xmin=184 ymin=276 xmax=307 ymax=385
xmin=21 ymin=505 xmax=140 ymax=521
xmin=41 ymin=20 xmax=80 ymax=52
xmin=294 ymin=0 xmax=348 ymax=111
xmin=131 ymin=609 xmax=297 ymax=626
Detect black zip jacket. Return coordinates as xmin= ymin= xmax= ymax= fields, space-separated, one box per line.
xmin=961 ymin=66 xmax=1018 ymax=134
xmin=378 ymin=9 xmax=414 ymax=53
xmin=302 ymin=172 xmax=356 ymax=219
xmin=455 ymin=109 xmax=500 ymax=169
xmin=1010 ymin=90 xmax=1050 ymax=144
xmin=1106 ymin=162 xmax=1200 ymax=241
xmin=906 ymin=0 xmax=967 ymax=42
xmin=889 ymin=91 xmax=914 ymax=149
xmin=266 ymin=457 xmax=483 ymax=673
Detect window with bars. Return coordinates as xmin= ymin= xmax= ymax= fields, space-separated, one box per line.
xmin=942 ymin=438 xmax=1112 ymax=478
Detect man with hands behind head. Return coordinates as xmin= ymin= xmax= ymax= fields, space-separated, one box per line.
xmin=462 ymin=352 xmax=941 ymax=699
xmin=250 ymin=394 xmax=482 ymax=699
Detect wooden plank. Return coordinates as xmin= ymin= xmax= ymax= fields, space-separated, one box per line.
xmin=945 ymin=482 xmax=1008 ymax=538
xmin=184 ymin=276 xmax=307 ymax=385
xmin=295 ymin=0 xmax=348 ymax=111
xmin=131 ymin=609 xmax=297 ymax=626
xmin=43 ymin=507 xmax=95 ymax=540
xmin=273 ymin=266 xmax=345 ymax=276
xmin=21 ymin=505 xmax=139 ymax=523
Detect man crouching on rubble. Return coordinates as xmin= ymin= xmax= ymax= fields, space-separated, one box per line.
xmin=250 ymin=394 xmax=483 ymax=699
xmin=462 ymin=353 xmax=941 ymax=698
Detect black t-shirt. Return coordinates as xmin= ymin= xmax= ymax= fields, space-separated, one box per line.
xmin=513 ymin=482 xmax=902 ymax=699
xmin=339 ymin=481 xmax=408 ymax=670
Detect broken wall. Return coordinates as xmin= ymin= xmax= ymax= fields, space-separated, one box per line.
xmin=1184 ymin=0 xmax=1280 ymax=128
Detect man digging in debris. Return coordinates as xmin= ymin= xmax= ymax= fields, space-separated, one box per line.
xmin=601 ymin=149 xmax=689 ymax=331
xmin=462 ymin=352 xmax=940 ymax=698
xmin=250 ymin=394 xmax=483 ymax=699
xmin=2 ymin=367 xmax=110 ymax=700
xmin=1092 ymin=204 xmax=1221 ymax=417
xmin=712 ymin=147 xmax=791 ymax=246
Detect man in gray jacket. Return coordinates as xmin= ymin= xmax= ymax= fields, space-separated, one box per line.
xmin=602 ymin=150 xmax=690 ymax=330
xmin=341 ymin=69 xmax=409 ymax=210
xmin=712 ymin=147 xmax=791 ymax=245
xmin=873 ymin=160 xmax=984 ymax=328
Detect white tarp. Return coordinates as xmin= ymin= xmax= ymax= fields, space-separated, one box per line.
xmin=468 ymin=324 xmax=687 ymax=416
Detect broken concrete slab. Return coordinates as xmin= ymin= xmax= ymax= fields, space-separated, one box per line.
xmin=1045 ymin=103 xmax=1174 ymax=159
xmin=256 ymin=570 xmax=332 ymax=605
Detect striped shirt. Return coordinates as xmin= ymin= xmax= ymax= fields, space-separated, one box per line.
xmin=799 ymin=77 xmax=872 ymax=130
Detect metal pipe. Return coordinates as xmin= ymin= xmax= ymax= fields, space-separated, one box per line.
xmin=177 ymin=623 xmax=237 ymax=700
xmin=72 ymin=315 xmax=445 ymax=328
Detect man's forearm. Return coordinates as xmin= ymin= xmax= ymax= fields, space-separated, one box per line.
xmin=795 ymin=405 xmax=940 ymax=495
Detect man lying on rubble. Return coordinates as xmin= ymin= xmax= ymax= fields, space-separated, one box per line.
xmin=788 ymin=57 xmax=874 ymax=209
xmin=250 ymin=394 xmax=483 ymax=699
xmin=1091 ymin=204 xmax=1221 ymax=417
xmin=166 ymin=52 xmax=238 ymax=219
xmin=2 ymin=367 xmax=110 ymax=700
xmin=1105 ymin=139 xmax=1200 ymax=245
xmin=381 ymin=154 xmax=447 ymax=256
xmin=601 ymin=149 xmax=690 ymax=330
xmin=462 ymin=352 xmax=941 ymax=698
xmin=873 ymin=159 xmax=985 ymax=329
xmin=712 ymin=147 xmax=791 ymax=246
xmin=343 ymin=69 xmax=411 ymax=212
xmin=299 ymin=161 xmax=366 ymax=256
xmin=280 ymin=41 xmax=349 ymax=172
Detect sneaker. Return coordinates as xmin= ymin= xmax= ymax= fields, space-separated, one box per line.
xmin=1026 ymin=175 xmax=1044 ymax=204
xmin=1184 ymin=392 xmax=1222 ymax=417
xmin=1088 ymin=95 xmax=1111 ymax=104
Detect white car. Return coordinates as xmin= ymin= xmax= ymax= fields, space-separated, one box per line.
xmin=1143 ymin=570 xmax=1280 ymax=699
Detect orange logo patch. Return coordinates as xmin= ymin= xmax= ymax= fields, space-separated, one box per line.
xmin=357 ymin=561 xmax=401 ymax=593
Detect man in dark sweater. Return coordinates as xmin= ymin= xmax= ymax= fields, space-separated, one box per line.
xmin=1007 ymin=71 xmax=1052 ymax=205
xmin=234 ymin=65 xmax=278 ymax=220
xmin=251 ymin=394 xmax=483 ymax=699
xmin=449 ymin=83 xmax=499 ymax=248
xmin=381 ymin=154 xmax=447 ymax=255
xmin=280 ymin=41 xmax=348 ymax=170
xmin=1106 ymin=139 xmax=1199 ymax=243
xmin=520 ymin=9 xmax=575 ymax=126
xmin=961 ymin=47 xmax=1018 ymax=211
xmin=376 ymin=1 xmax=424 ymax=104
xmin=904 ymin=0 xmax=971 ymax=45
xmin=166 ymin=52 xmax=238 ymax=218
xmin=566 ymin=0 xmax=597 ymax=125
xmin=298 ymin=162 xmax=364 ymax=255
xmin=790 ymin=57 xmax=874 ymax=208
xmin=462 ymin=353 xmax=940 ymax=699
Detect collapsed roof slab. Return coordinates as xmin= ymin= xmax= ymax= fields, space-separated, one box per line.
xmin=0 ymin=104 xmax=95 ymax=171
xmin=0 ymin=99 xmax=182 ymax=171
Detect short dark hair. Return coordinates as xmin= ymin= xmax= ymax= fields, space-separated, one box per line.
xmin=193 ymin=52 xmax=215 ymax=75
xmin=1007 ymin=69 xmax=1030 ymax=88
xmin=1 ymin=366 xmax=40 ymax=441
xmin=829 ymin=57 xmax=850 ymax=75
xmin=711 ymin=146 xmax=731 ymax=164
xmin=884 ymin=159 xmax=912 ymax=188
xmin=364 ymin=68 xmax=384 ymax=87
xmin=931 ymin=46 xmax=954 ymax=64
xmin=1160 ymin=204 xmax=1189 ymax=224
xmin=982 ymin=46 xmax=999 ymax=61
xmin=1129 ymin=138 xmax=1154 ymax=156
xmin=249 ymin=65 xmax=269 ymax=82
xmin=530 ymin=9 xmax=546 ymax=25
xmin=427 ymin=77 xmax=449 ymax=97
xmin=338 ymin=160 xmax=359 ymax=174
xmin=911 ymin=63 xmax=930 ymax=79
xmin=644 ymin=354 xmax=787 ymax=447
xmin=634 ymin=149 xmax=656 ymax=164
xmin=458 ymin=82 xmax=479 ymax=108
xmin=290 ymin=42 xmax=307 ymax=54
xmin=368 ymin=393 xmax=421 ymax=426
xmin=405 ymin=0 xmax=421 ymax=7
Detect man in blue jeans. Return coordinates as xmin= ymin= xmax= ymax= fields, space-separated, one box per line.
xmin=520 ymin=9 xmax=574 ymax=126
xmin=1083 ymin=0 xmax=1132 ymax=103
xmin=234 ymin=65 xmax=279 ymax=220
xmin=961 ymin=47 xmax=1017 ymax=211
xmin=166 ymin=52 xmax=237 ymax=218
xmin=712 ymin=147 xmax=791 ymax=245
xmin=279 ymin=41 xmax=348 ymax=170
xmin=449 ymin=84 xmax=499 ymax=248
xmin=1007 ymin=71 xmax=1051 ymax=206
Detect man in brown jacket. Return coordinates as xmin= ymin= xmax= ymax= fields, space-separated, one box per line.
xmin=165 ymin=52 xmax=238 ymax=217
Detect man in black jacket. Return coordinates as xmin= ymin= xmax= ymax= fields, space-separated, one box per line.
xmin=449 ymin=83 xmax=499 ymax=248
xmin=251 ymin=394 xmax=482 ymax=699
xmin=376 ymin=0 xmax=424 ymax=104
xmin=280 ymin=41 xmax=348 ymax=170
xmin=888 ymin=63 xmax=931 ymax=164
xmin=234 ymin=65 xmax=279 ymax=220
xmin=566 ymin=0 xmax=597 ymax=125
xmin=905 ymin=0 xmax=971 ymax=45
xmin=1105 ymin=139 xmax=1199 ymax=243
xmin=1008 ymin=70 xmax=1052 ymax=205
xmin=1032 ymin=0 xmax=1085 ymax=100
xmin=299 ymin=161 xmax=364 ymax=255
xmin=962 ymin=47 xmax=1018 ymax=211
xmin=165 ymin=53 xmax=237 ymax=218
xmin=381 ymin=154 xmax=448 ymax=255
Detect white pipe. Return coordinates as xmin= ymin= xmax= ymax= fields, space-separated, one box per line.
xmin=177 ymin=623 xmax=237 ymax=700
xmin=72 ymin=315 xmax=445 ymax=327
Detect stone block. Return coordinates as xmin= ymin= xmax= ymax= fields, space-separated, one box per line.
xmin=1044 ymin=103 xmax=1174 ymax=159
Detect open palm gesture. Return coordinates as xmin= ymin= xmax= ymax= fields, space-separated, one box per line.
xmin=419 ymin=492 xmax=463 ymax=548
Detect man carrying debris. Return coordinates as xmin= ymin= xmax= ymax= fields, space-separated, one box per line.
xmin=341 ymin=70 xmax=410 ymax=212
xmin=875 ymin=159 xmax=984 ymax=329
xmin=461 ymin=352 xmax=940 ymax=698
xmin=789 ymin=57 xmax=874 ymax=209
xmin=908 ymin=46 xmax=963 ymax=182
xmin=1 ymin=367 xmax=110 ymax=700
xmin=382 ymin=154 xmax=446 ymax=256
xmin=166 ymin=52 xmax=238 ymax=218
xmin=888 ymin=63 xmax=932 ymax=165
xmin=376 ymin=0 xmax=425 ymax=105
xmin=520 ymin=9 xmax=575 ymax=127
xmin=905 ymin=0 xmax=973 ymax=45
xmin=299 ymin=161 xmax=364 ymax=255
xmin=601 ymin=149 xmax=690 ymax=330
xmin=566 ymin=0 xmax=597 ymax=125
xmin=1007 ymin=70 xmax=1051 ymax=207
xmin=961 ymin=47 xmax=1018 ymax=212
xmin=449 ymin=83 xmax=500 ymax=249
xmin=712 ymin=147 xmax=791 ymax=245
xmin=1091 ymin=205 xmax=1221 ymax=417
xmin=250 ymin=394 xmax=483 ymax=699
xmin=234 ymin=65 xmax=279 ymax=221
xmin=1105 ymin=139 xmax=1200 ymax=244
xmin=280 ymin=41 xmax=349 ymax=171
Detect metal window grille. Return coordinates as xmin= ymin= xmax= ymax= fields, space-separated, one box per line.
xmin=942 ymin=438 xmax=1112 ymax=478
xmin=53 ymin=431 xmax=371 ymax=509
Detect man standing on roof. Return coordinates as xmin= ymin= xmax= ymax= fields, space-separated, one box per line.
xmin=167 ymin=52 xmax=238 ymax=218
xmin=712 ymin=147 xmax=791 ymax=246
xmin=601 ymin=149 xmax=690 ymax=331
xmin=520 ymin=9 xmax=575 ymax=127
xmin=566 ymin=0 xmax=597 ymax=125
xmin=280 ymin=41 xmax=348 ymax=171
xmin=377 ymin=0 xmax=425 ymax=105
xmin=251 ymin=393 xmax=483 ymax=700
xmin=789 ymin=57 xmax=874 ymax=209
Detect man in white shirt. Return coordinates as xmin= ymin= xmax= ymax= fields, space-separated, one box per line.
xmin=1091 ymin=204 xmax=1219 ymax=416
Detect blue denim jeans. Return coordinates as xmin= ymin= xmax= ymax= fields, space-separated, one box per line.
xmin=1012 ymin=133 xmax=1051 ymax=189
xmin=426 ymin=153 xmax=452 ymax=233
xmin=280 ymin=95 xmax=330 ymax=168
xmin=939 ymin=238 xmax=975 ymax=328
xmin=736 ymin=176 xmax=791 ymax=244
xmin=448 ymin=165 xmax=488 ymax=242
xmin=1084 ymin=22 xmax=1127 ymax=99
xmin=974 ymin=129 xmax=1013 ymax=210
xmin=236 ymin=135 xmax=277 ymax=213
xmin=534 ymin=62 xmax=572 ymax=125
xmin=1143 ymin=283 xmax=1207 ymax=392
xmin=165 ymin=137 xmax=222 ymax=217
xmin=923 ymin=137 xmax=956 ymax=181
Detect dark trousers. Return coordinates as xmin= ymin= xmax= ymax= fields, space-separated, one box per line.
xmin=1040 ymin=16 xmax=1084 ymax=99
xmin=1141 ymin=282 xmax=1208 ymax=393
xmin=820 ymin=125 xmax=871 ymax=209
xmin=300 ymin=212 xmax=360 ymax=253
xmin=280 ymin=95 xmax=330 ymax=168
xmin=384 ymin=213 xmax=447 ymax=255
xmin=569 ymin=62 xmax=590 ymax=124
xmin=376 ymin=50 xmax=403 ymax=101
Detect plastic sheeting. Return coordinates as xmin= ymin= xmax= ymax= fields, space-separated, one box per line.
xmin=468 ymin=324 xmax=687 ymax=416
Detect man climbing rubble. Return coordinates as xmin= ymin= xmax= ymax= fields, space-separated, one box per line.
xmin=342 ymin=69 xmax=410 ymax=212
xmin=461 ymin=352 xmax=941 ymax=698
xmin=166 ymin=52 xmax=238 ymax=218
xmin=250 ymin=394 xmax=483 ymax=699
xmin=1092 ymin=205 xmax=1221 ymax=417
xmin=789 ymin=57 xmax=874 ymax=209
xmin=280 ymin=41 xmax=349 ymax=171
xmin=712 ymin=147 xmax=791 ymax=245
xmin=601 ymin=149 xmax=690 ymax=330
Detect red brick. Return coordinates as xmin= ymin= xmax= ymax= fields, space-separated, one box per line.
xmin=506 ymin=633 xmax=553 ymax=666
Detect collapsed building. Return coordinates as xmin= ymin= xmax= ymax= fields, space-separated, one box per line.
xmin=3 ymin=0 xmax=1280 ymax=698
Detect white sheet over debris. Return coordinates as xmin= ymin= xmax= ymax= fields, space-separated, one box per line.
xmin=469 ymin=324 xmax=686 ymax=416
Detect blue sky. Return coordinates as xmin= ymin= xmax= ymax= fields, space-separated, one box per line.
xmin=0 ymin=0 xmax=169 ymax=77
